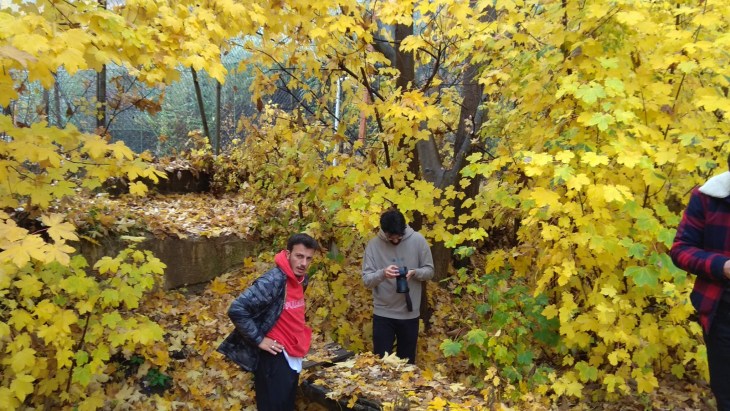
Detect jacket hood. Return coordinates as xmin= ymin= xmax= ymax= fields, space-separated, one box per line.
xmin=377 ymin=225 xmax=415 ymax=243
xmin=274 ymin=250 xmax=298 ymax=281
xmin=699 ymin=171 xmax=730 ymax=199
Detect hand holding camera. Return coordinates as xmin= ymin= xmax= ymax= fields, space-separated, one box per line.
xmin=384 ymin=265 xmax=415 ymax=279
xmin=384 ymin=265 xmax=415 ymax=294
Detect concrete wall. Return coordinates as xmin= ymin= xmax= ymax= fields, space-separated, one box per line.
xmin=73 ymin=234 xmax=257 ymax=289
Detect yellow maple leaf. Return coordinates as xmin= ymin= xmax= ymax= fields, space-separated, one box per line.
xmin=0 ymin=387 xmax=20 ymax=409
xmin=209 ymin=278 xmax=231 ymax=295
xmin=616 ymin=11 xmax=645 ymax=25
xmin=83 ymin=136 xmax=109 ymax=159
xmin=10 ymin=373 xmax=35 ymax=402
xmin=94 ymin=256 xmax=120 ymax=274
xmin=555 ymin=150 xmax=575 ymax=163
xmin=580 ymin=152 xmax=610 ymax=167
xmin=77 ymin=390 xmax=106 ymax=411
xmin=56 ymin=348 xmax=74 ymax=369
xmin=129 ymin=181 xmax=148 ymax=196
xmin=602 ymin=185 xmax=626 ymax=203
xmin=44 ymin=241 xmax=76 ymax=266
xmin=0 ymin=235 xmax=47 ymax=268
xmin=428 ymin=397 xmax=447 ymax=410
xmin=11 ymin=348 xmax=36 ymax=373
xmin=566 ymin=173 xmax=590 ymax=191
xmin=110 ymin=141 xmax=135 ymax=161
xmin=422 ymin=367 xmax=435 ymax=381
xmin=42 ymin=214 xmax=79 ymax=242
xmin=632 ymin=369 xmax=659 ymax=394
xmin=13 ymin=274 xmax=42 ymax=299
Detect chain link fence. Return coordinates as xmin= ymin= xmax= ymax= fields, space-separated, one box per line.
xmin=3 ymin=0 xmax=309 ymax=155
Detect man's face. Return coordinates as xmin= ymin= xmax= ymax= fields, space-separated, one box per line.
xmin=286 ymin=244 xmax=316 ymax=277
xmin=384 ymin=232 xmax=403 ymax=245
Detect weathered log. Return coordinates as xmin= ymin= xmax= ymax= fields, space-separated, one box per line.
xmin=300 ymin=380 xmax=383 ymax=411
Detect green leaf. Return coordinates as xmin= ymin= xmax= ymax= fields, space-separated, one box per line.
xmin=466 ymin=329 xmax=488 ymax=345
xmin=655 ymin=253 xmax=686 ymax=286
xmin=101 ymin=312 xmax=122 ymax=328
xmin=588 ymin=112 xmax=616 ymax=131
xmin=494 ymin=345 xmax=514 ymax=364
xmin=440 ymin=339 xmax=463 ymax=357
xmin=576 ymin=362 xmax=598 ymax=382
xmin=74 ymin=350 xmax=89 ymax=366
xmin=553 ymin=165 xmax=575 ymax=183
xmin=72 ymin=365 xmax=92 ymax=387
xmin=517 ymin=351 xmax=535 ymax=365
xmin=627 ymin=243 xmax=648 ymax=259
xmin=101 ymin=289 xmax=120 ymax=305
xmin=677 ymin=61 xmax=698 ymax=73
xmin=493 ymin=311 xmax=512 ymax=328
xmin=621 ymin=201 xmax=641 ymax=217
xmin=597 ymin=57 xmax=619 ymax=69
xmin=604 ymin=78 xmax=624 ymax=92
xmin=625 ymin=265 xmax=660 ymax=288
xmin=576 ymin=83 xmax=607 ymax=104
xmin=658 ymin=228 xmax=676 ymax=248
xmin=465 ymin=344 xmax=486 ymax=367
xmin=671 ymin=364 xmax=685 ymax=379
xmin=679 ymin=133 xmax=700 ymax=147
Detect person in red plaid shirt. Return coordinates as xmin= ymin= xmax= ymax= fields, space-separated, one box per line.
xmin=671 ymin=156 xmax=730 ymax=411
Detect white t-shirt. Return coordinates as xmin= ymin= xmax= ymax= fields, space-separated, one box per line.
xmin=282 ymin=349 xmax=303 ymax=373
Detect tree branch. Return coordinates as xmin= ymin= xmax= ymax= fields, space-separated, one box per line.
xmin=371 ymin=37 xmax=397 ymax=63
xmin=439 ymin=134 xmax=472 ymax=189
xmin=420 ymin=46 xmax=443 ymax=93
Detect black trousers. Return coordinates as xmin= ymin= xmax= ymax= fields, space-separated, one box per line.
xmin=372 ymin=314 xmax=419 ymax=364
xmin=254 ymin=351 xmax=299 ymax=411
xmin=707 ymin=300 xmax=730 ymax=411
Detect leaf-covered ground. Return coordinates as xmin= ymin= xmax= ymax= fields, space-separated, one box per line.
xmin=98 ymin=248 xmax=715 ymax=411
xmin=45 ymin=189 xmax=715 ymax=409
xmin=64 ymin=192 xmax=257 ymax=241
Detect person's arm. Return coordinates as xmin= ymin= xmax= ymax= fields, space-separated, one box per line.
xmin=362 ymin=243 xmax=387 ymax=289
xmin=670 ymin=189 xmax=730 ymax=282
xmin=227 ymin=271 xmax=283 ymax=347
xmin=411 ymin=236 xmax=434 ymax=281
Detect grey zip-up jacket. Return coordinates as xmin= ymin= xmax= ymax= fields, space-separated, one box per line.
xmin=362 ymin=226 xmax=434 ymax=320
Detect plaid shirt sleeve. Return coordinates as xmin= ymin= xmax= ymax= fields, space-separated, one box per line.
xmin=670 ymin=189 xmax=730 ymax=283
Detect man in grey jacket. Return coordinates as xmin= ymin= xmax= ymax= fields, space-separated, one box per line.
xmin=362 ymin=210 xmax=434 ymax=364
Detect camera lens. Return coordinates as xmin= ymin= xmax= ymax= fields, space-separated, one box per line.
xmin=396 ymin=267 xmax=409 ymax=293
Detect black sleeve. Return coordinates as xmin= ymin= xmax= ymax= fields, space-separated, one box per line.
xmin=227 ymin=271 xmax=283 ymax=346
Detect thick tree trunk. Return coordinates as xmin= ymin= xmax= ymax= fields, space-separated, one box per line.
xmin=453 ymin=58 xmax=485 ymax=272
xmin=453 ymin=6 xmax=496 ymax=234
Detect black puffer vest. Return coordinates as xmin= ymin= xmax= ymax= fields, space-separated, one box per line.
xmin=217 ymin=267 xmax=308 ymax=372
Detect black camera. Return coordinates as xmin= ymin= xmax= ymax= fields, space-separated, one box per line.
xmin=395 ymin=267 xmax=409 ymax=293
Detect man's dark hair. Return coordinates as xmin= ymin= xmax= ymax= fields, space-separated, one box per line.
xmin=727 ymin=152 xmax=730 ymax=171
xmin=287 ymin=233 xmax=319 ymax=251
xmin=380 ymin=210 xmax=407 ymax=236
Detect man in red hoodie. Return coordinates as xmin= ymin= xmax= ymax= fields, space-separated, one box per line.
xmin=218 ymin=234 xmax=318 ymax=411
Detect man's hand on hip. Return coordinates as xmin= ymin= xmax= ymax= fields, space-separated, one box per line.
xmin=258 ymin=337 xmax=284 ymax=355
xmin=724 ymin=260 xmax=730 ymax=280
